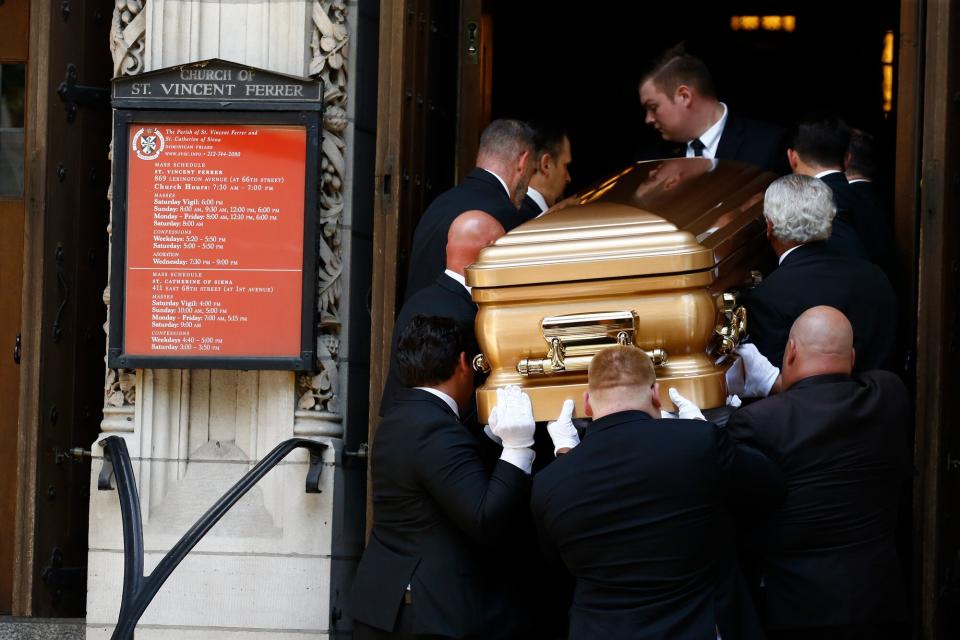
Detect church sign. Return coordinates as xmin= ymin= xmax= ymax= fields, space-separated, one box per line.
xmin=108 ymin=60 xmax=323 ymax=370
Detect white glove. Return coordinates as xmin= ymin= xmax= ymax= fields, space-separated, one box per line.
xmin=487 ymin=386 xmax=535 ymax=449
xmin=546 ymin=399 xmax=579 ymax=455
xmin=482 ymin=424 xmax=502 ymax=445
xmin=734 ymin=343 xmax=780 ymax=398
xmin=724 ymin=356 xmax=746 ymax=397
xmin=726 ymin=394 xmax=742 ymax=408
xmin=487 ymin=386 xmax=536 ymax=474
xmin=669 ymin=388 xmax=705 ymax=421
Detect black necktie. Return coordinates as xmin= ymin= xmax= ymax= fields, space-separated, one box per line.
xmin=690 ymin=138 xmax=706 ymax=157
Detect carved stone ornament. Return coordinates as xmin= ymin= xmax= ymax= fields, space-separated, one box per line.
xmin=297 ymin=0 xmax=349 ymax=418
xmin=110 ymin=0 xmax=146 ymax=77
xmin=104 ymin=2 xmax=146 ymax=416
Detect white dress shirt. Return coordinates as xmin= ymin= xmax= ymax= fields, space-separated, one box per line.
xmin=415 ymin=386 xmax=459 ymax=416
xmin=779 ymin=245 xmax=803 ymax=265
xmin=814 ymin=169 xmax=842 ymax=179
xmin=482 ymin=168 xmax=512 ymax=200
xmin=443 ymin=269 xmax=471 ymax=294
xmin=686 ymin=102 xmax=728 ymax=159
xmin=525 ymin=186 xmax=549 ymax=214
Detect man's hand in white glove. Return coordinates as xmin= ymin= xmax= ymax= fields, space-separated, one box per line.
xmin=669 ymin=388 xmax=706 ymax=421
xmin=547 ymin=399 xmax=579 ymax=455
xmin=734 ymin=343 xmax=781 ymax=397
xmin=487 ymin=385 xmax=536 ymax=473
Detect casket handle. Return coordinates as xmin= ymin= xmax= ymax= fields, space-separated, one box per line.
xmin=473 ymin=353 xmax=491 ymax=373
xmin=515 ymin=310 xmax=668 ymax=376
xmin=713 ymin=293 xmax=748 ymax=355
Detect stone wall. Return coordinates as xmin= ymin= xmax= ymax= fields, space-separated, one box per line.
xmin=88 ymin=2 xmax=366 ymax=637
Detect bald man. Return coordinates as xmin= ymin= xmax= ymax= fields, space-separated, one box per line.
xmin=379 ymin=210 xmax=505 ymax=420
xmin=727 ymin=306 xmax=910 ymax=640
xmin=531 ymin=345 xmax=783 ymax=640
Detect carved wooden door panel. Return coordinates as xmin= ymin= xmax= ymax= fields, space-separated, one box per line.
xmin=369 ymin=0 xmax=461 ymax=424
xmin=0 ymin=0 xmax=30 ymax=615
xmin=28 ymin=0 xmax=113 ymax=616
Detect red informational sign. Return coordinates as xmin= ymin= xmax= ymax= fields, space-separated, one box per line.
xmin=124 ymin=123 xmax=307 ymax=357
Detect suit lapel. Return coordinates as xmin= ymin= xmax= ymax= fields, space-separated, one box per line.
xmin=715 ymin=115 xmax=743 ymax=161
xmin=435 ymin=273 xmax=474 ymax=306
xmin=465 ymin=167 xmax=513 ymax=208
xmin=399 ymin=388 xmax=460 ymax=421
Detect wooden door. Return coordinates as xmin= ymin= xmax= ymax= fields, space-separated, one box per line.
xmin=367 ymin=0 xmax=464 ymax=531
xmin=11 ymin=0 xmax=114 ymax=616
xmin=0 ymin=0 xmax=30 ymax=615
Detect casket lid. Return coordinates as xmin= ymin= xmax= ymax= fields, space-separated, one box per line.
xmin=465 ymin=158 xmax=775 ymax=288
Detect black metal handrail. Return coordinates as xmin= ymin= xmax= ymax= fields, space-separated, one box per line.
xmin=97 ymin=435 xmax=328 ymax=640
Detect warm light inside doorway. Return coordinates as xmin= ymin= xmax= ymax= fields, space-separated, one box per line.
xmin=882 ymin=30 xmax=895 ymax=114
xmin=730 ymin=15 xmax=796 ymax=32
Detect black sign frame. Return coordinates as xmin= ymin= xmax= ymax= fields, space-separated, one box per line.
xmin=108 ymin=61 xmax=323 ymax=371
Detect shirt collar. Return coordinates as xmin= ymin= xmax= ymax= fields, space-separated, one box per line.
xmin=443 ymin=269 xmax=471 ymax=293
xmin=482 ymin=168 xmax=512 ymax=200
xmin=778 ymin=244 xmax=803 ymax=265
xmin=686 ymin=102 xmax=728 ymax=159
xmin=814 ymin=169 xmax=842 ymax=179
xmin=848 ymin=177 xmax=871 ymax=184
xmin=414 ymin=387 xmax=459 ymax=416
xmin=525 ymin=186 xmax=549 ymax=213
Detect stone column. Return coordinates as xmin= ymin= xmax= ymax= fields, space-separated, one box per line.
xmin=88 ymin=2 xmax=356 ymax=638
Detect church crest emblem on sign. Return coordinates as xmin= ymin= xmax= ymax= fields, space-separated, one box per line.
xmin=132 ymin=127 xmax=164 ymax=160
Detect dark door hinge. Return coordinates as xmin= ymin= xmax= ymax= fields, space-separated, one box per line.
xmin=57 ymin=63 xmax=110 ymax=122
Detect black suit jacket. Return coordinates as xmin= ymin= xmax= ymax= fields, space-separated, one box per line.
xmin=726 ymin=371 xmax=910 ymax=629
xmin=531 ymin=411 xmax=784 ymax=640
xmin=744 ymin=242 xmax=897 ymax=371
xmin=518 ymin=192 xmax=545 ymax=223
xmin=819 ymin=171 xmax=894 ymax=269
xmin=379 ymin=273 xmax=478 ymax=418
xmin=638 ymin=111 xmax=787 ymax=175
xmin=350 ymin=389 xmax=530 ymax=638
xmin=715 ymin=113 xmax=788 ymax=175
xmin=405 ymin=168 xmax=524 ymax=297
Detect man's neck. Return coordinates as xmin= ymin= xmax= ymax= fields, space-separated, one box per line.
xmin=479 ymin=165 xmax=513 ymax=200
xmin=525 ymin=185 xmax=550 ymax=211
xmin=782 ymin=364 xmax=851 ymax=391
xmin=795 ymin=161 xmax=842 ymax=178
xmin=691 ymin=100 xmax=725 ymax=140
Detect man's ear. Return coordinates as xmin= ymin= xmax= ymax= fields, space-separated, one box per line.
xmin=651 ymin=382 xmax=662 ymax=411
xmin=785 ymin=339 xmax=798 ymax=367
xmin=843 ymin=150 xmax=853 ymax=171
xmin=674 ymin=84 xmax=692 ymax=106
xmin=583 ymin=390 xmax=593 ymax=418
xmin=458 ymin=352 xmax=471 ymax=375
xmin=850 ymin=346 xmax=856 ymax=371
xmin=539 ymin=152 xmax=552 ymax=176
xmin=787 ymin=148 xmax=799 ymax=172
xmin=517 ymin=149 xmax=532 ymax=175
xmin=765 ymin=216 xmax=773 ymax=241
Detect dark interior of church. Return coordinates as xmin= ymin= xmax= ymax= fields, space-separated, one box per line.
xmin=488 ymin=0 xmax=901 ymax=194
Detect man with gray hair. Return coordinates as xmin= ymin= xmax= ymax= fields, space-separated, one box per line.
xmin=743 ymin=174 xmax=896 ymax=372
xmin=405 ymin=118 xmax=535 ymax=296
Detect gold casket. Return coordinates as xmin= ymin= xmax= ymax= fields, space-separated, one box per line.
xmin=466 ymin=158 xmax=777 ymax=421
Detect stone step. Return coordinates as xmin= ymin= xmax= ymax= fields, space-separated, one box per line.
xmin=0 ymin=617 xmax=85 ymax=639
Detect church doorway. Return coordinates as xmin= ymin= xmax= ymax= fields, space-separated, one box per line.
xmin=368 ymin=1 xmax=958 ymax=636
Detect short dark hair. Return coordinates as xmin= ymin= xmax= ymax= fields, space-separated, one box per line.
xmin=396 ymin=315 xmax=470 ymax=388
xmin=478 ymin=118 xmax=536 ymax=161
xmin=846 ymin=128 xmax=877 ymax=180
xmin=790 ymin=113 xmax=851 ymax=168
xmin=528 ymin=120 xmax=568 ymax=163
xmin=641 ymin=43 xmax=716 ymax=98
